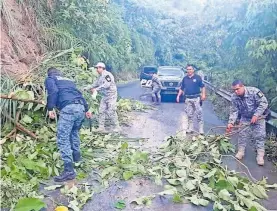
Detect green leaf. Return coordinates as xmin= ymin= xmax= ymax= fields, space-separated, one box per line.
xmin=187 ymin=195 xmax=208 ymax=206
xmin=15 ymin=198 xmax=46 ymax=211
xmin=163 ymin=167 xmax=171 ymax=175
xmin=213 ymin=157 xmax=222 ymax=164
xmin=27 ymin=91 xmax=35 ymax=100
xmin=172 ymin=193 xmax=183 ymax=203
xmin=238 ymin=195 xmax=267 ymax=211
xmin=154 ymin=175 xmax=163 ymax=186
xmin=176 ymin=169 xmax=187 ymax=178
xmin=220 ymin=140 xmax=235 ymax=153
xmin=123 ymin=171 xmax=133 ymax=180
xmin=54 ymin=167 xmax=59 ymax=176
xmin=27 ymin=103 xmax=33 ymax=110
xmin=186 ymin=195 xmax=200 ymax=205
xmin=218 ymin=189 xmax=232 ymax=201
xmin=131 ymin=152 xmax=148 ymax=163
xmin=237 ymin=189 xmax=251 ymax=197
xmin=18 ymin=102 xmax=25 ymax=109
xmin=114 ymin=200 xmax=126 ymax=209
xmin=250 ymin=185 xmax=268 ymax=199
xmin=175 ymin=156 xmax=191 ymax=168
xmin=227 ymin=176 xmax=239 ymax=187
xmin=34 ymin=104 xmax=45 ymax=111
xmin=213 ymin=201 xmax=227 ymax=211
xmin=121 ymin=142 xmax=128 ymax=150
xmin=215 ymin=180 xmax=234 ymax=192
xmin=232 ymin=202 xmax=247 ymax=211
xmin=68 ymin=200 xmax=80 ymax=211
xmin=101 ymin=166 xmax=120 ymax=178
xmin=14 ymin=90 xmax=30 ymax=100
xmin=7 ymin=153 xmax=15 ymax=167
xmin=167 ymin=178 xmax=181 ymax=186
xmin=204 ymin=168 xmax=217 ymax=178
xmin=249 ymin=207 xmax=258 ymax=211
xmin=198 ymin=199 xmax=209 ymax=206
xmin=209 ymin=176 xmax=216 ymax=188
xmin=21 ymin=115 xmax=33 ymax=124
xmin=184 ymin=180 xmax=197 ymax=191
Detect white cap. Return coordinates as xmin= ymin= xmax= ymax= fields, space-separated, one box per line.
xmin=94 ymin=62 xmax=106 ymax=68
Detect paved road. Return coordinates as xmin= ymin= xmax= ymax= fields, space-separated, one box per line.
xmin=84 ymin=81 xmax=277 ymax=211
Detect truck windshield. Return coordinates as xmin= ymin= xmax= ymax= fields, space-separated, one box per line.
xmin=143 ymin=67 xmax=157 ymax=74
xmin=158 ymin=68 xmax=184 ymax=77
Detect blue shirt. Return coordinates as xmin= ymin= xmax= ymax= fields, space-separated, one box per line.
xmin=45 ymin=72 xmax=88 ymax=112
xmin=181 ymin=74 xmax=204 ymax=96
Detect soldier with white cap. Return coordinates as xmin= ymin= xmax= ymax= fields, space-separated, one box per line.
xmin=86 ymin=62 xmax=120 ymax=132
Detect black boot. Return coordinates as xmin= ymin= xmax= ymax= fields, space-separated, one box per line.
xmin=151 ymin=97 xmax=155 ymax=103
xmin=73 ymin=151 xmax=81 ymax=163
xmin=54 ymin=162 xmax=76 ymax=182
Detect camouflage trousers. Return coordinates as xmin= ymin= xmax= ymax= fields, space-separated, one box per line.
xmin=57 ymin=104 xmax=85 ymax=163
xmin=238 ymin=118 xmax=266 ymax=150
xmin=185 ymin=97 xmax=203 ymax=132
xmin=151 ymin=86 xmax=161 ymax=99
xmin=99 ymin=94 xmax=119 ymax=128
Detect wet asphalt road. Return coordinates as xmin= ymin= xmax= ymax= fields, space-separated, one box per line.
xmin=84 ymin=81 xmax=277 ymax=211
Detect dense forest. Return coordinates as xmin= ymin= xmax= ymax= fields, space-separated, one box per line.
xmin=1 ymin=0 xmax=276 ymax=109
xmin=1 ymin=0 xmax=277 ymax=210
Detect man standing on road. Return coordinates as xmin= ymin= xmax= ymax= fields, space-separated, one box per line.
xmin=226 ymin=80 xmax=268 ymax=166
xmin=176 ymin=64 xmax=206 ymax=134
xmin=45 ymin=67 xmax=92 ymax=182
xmin=88 ymin=62 xmax=121 ymax=133
xmin=141 ymin=72 xmax=162 ymax=105
xmin=151 ymin=72 xmax=162 ymax=105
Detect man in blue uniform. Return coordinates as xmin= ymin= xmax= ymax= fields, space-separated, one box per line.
xmin=176 ymin=64 xmax=206 ymax=134
xmin=45 ymin=67 xmax=92 ymax=182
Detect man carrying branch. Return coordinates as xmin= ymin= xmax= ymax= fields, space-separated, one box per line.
xmin=226 ymin=80 xmax=268 ymax=166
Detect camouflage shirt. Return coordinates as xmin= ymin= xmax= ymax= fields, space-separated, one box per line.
xmin=91 ymin=70 xmax=117 ymax=97
xmin=152 ymin=74 xmax=162 ymax=88
xmin=228 ymin=86 xmax=268 ymax=124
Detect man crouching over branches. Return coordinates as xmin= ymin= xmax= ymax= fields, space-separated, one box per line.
xmin=226 ymin=80 xmax=268 ymax=166
xmin=45 ymin=67 xmax=92 ymax=182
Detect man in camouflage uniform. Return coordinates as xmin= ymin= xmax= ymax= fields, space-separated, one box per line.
xmin=177 ymin=65 xmax=206 ymax=134
xmin=151 ymin=73 xmax=162 ymax=105
xmin=226 ymin=80 xmax=268 ymax=166
xmin=45 ymin=67 xmax=92 ymax=182
xmin=88 ymin=62 xmax=120 ymax=132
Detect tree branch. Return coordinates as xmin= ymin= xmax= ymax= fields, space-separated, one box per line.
xmin=3 ymin=114 xmax=38 ymax=139
xmin=1 ymin=94 xmax=45 ymax=105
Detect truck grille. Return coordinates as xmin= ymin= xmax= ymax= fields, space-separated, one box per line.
xmin=163 ymin=82 xmax=179 ymax=87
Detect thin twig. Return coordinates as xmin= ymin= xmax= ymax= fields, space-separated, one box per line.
xmin=221 ymin=155 xmax=258 ymax=182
